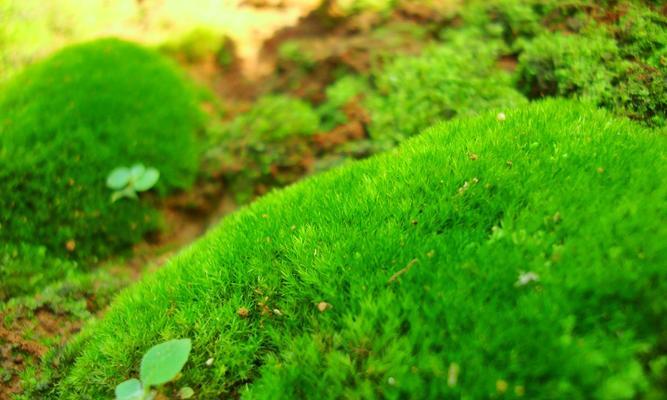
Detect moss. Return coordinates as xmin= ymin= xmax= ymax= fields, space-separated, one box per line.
xmin=614 ymin=6 xmax=667 ymax=63
xmin=516 ymin=30 xmax=620 ymax=100
xmin=0 ymin=38 xmax=201 ymax=261
xmin=460 ymin=1 xmax=666 ymax=127
xmin=227 ymin=95 xmax=320 ymax=142
xmin=515 ymin=24 xmax=666 ymax=126
xmin=277 ymin=41 xmax=317 ymax=72
xmin=38 ymin=100 xmax=667 ymax=399
xmin=367 ymin=33 xmax=526 ymax=147
xmin=460 ymin=0 xmax=545 ymax=48
xmin=205 ymin=95 xmax=320 ymax=201
xmin=606 ymin=62 xmax=667 ymax=127
xmin=317 ymin=75 xmax=368 ymax=131
xmin=2 ymin=263 xmax=134 ymax=393
xmin=0 ymin=244 xmax=77 ymax=301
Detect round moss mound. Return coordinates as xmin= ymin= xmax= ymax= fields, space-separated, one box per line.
xmin=43 ymin=100 xmax=665 ymax=399
xmin=0 ymin=38 xmax=201 ymax=260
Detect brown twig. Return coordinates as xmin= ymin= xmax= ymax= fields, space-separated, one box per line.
xmin=387 ymin=258 xmax=419 ymax=284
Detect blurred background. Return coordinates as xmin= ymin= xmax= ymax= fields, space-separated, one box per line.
xmin=0 ymin=0 xmax=326 ymax=80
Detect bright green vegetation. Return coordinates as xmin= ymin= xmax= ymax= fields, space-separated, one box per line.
xmin=515 ymin=25 xmax=667 ymax=127
xmin=317 ymin=75 xmax=368 ymax=131
xmin=366 ymin=33 xmax=527 ymax=147
xmin=0 ymin=38 xmax=201 ymax=263
xmin=36 ymin=100 xmax=667 ymax=399
xmin=460 ymin=0 xmax=667 ymax=127
xmin=0 ymin=243 xmax=77 ymax=300
xmin=222 ymin=95 xmax=320 ymax=142
xmin=115 ymin=339 xmax=192 ymax=400
xmin=277 ymin=41 xmax=316 ymax=72
xmin=206 ymin=95 xmax=320 ymax=201
xmin=516 ymin=30 xmax=619 ymax=101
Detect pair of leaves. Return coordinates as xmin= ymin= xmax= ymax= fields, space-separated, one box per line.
xmin=115 ymin=339 xmax=192 ymax=400
xmin=107 ymin=164 xmax=160 ymax=191
xmin=106 ymin=163 xmax=160 ymax=202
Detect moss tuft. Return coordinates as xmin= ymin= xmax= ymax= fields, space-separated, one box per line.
xmin=0 ymin=38 xmax=201 ymax=261
xmin=40 ymin=100 xmax=667 ymax=399
xmin=516 ymin=30 xmax=619 ymax=100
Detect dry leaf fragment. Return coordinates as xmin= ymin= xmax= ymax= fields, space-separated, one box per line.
xmin=387 ymin=259 xmax=419 ymax=284
xmin=65 ymin=239 xmax=76 ymax=252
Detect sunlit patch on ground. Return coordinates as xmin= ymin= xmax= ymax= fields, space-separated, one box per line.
xmin=0 ymin=0 xmax=320 ymax=79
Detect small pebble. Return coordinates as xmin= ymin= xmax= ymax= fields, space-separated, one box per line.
xmin=447 ymin=362 xmax=460 ymax=387
xmin=317 ymin=302 xmax=331 ymax=312
xmin=515 ymin=272 xmax=539 ymax=287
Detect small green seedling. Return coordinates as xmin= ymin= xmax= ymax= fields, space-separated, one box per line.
xmin=107 ymin=163 xmax=160 ymax=202
xmin=115 ymin=338 xmax=192 ymax=400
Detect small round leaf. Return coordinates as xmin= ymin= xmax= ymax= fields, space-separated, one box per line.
xmin=115 ymin=378 xmax=143 ymax=400
xmin=130 ymin=164 xmax=147 ymax=180
xmin=140 ymin=338 xmax=192 ymax=388
xmin=134 ymin=168 xmax=160 ymax=192
xmin=107 ymin=167 xmax=131 ymax=190
xmin=179 ymin=386 xmax=195 ymax=399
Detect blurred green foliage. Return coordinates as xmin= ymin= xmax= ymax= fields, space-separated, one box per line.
xmin=226 ymin=95 xmax=320 ymax=142
xmin=206 ymin=95 xmax=320 ymax=202
xmin=0 ymin=243 xmax=77 ymax=301
xmin=460 ymin=0 xmax=666 ymax=127
xmin=277 ymin=40 xmax=317 ymax=72
xmin=317 ymin=75 xmax=368 ymax=131
xmin=366 ymin=32 xmax=527 ymax=147
xmin=516 ymin=30 xmax=620 ymax=100
xmin=614 ymin=6 xmax=667 ymax=62
xmin=0 ymin=38 xmax=201 ymax=261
